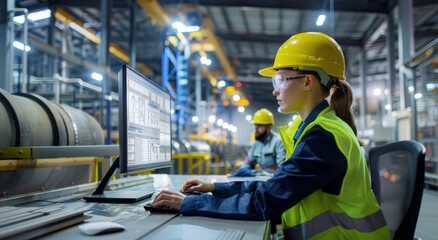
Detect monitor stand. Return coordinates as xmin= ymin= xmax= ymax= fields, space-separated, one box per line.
xmin=83 ymin=157 xmax=155 ymax=203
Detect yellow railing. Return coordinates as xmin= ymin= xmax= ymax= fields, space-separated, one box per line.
xmin=172 ymin=153 xmax=211 ymax=175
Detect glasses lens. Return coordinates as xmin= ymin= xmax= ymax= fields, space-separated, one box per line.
xmin=272 ymin=74 xmax=308 ymax=89
xmin=272 ymin=74 xmax=283 ymax=89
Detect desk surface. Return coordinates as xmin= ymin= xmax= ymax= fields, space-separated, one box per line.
xmin=6 ymin=174 xmax=269 ymax=240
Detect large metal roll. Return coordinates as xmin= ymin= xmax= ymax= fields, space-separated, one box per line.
xmin=61 ymin=104 xmax=104 ymax=145
xmin=0 ymin=89 xmax=103 ymax=147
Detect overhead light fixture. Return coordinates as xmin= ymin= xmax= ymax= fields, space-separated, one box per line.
xmin=14 ymin=9 xmax=51 ymax=24
xmin=192 ymin=116 xmax=199 ymax=123
xmin=200 ymin=56 xmax=212 ymax=66
xmin=13 ymin=41 xmax=31 ymax=52
xmin=316 ymin=14 xmax=326 ymax=26
xmin=373 ymin=88 xmax=382 ymax=96
xmin=68 ymin=22 xmax=101 ymax=43
xmin=91 ymin=72 xmax=103 ymax=81
xmin=217 ymin=80 xmax=227 ymax=88
xmin=171 ymin=21 xmax=200 ymax=33
xmin=316 ymin=0 xmax=329 ymax=27
xmin=208 ymin=115 xmax=216 ymax=123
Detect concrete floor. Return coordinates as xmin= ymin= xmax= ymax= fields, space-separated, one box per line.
xmin=415 ymin=189 xmax=438 ymax=240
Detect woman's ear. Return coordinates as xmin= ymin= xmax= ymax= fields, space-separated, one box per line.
xmin=303 ymin=74 xmax=315 ymax=89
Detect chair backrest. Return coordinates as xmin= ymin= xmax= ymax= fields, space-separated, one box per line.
xmin=368 ymin=140 xmax=425 ymax=240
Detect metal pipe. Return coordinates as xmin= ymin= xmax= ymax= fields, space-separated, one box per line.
xmin=9 ymin=8 xmax=29 ymax=93
xmin=30 ymin=75 xmax=119 ymax=101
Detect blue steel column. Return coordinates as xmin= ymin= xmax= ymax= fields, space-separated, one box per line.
xmin=175 ymin=41 xmax=190 ymax=135
xmin=387 ymin=12 xmax=398 ymax=140
xmin=227 ymin=105 xmax=233 ymax=144
xmin=99 ymin=0 xmax=112 ymax=144
xmin=161 ymin=32 xmax=188 ymax=139
xmin=195 ymin=64 xmax=202 ymax=140
xmin=47 ymin=0 xmax=56 ymax=94
xmin=128 ymin=0 xmax=137 ymax=68
xmin=0 ymin=0 xmax=14 ymax=92
xmin=359 ymin=48 xmax=368 ymax=130
xmin=398 ymin=0 xmax=415 ymax=110
xmin=386 ymin=12 xmax=396 ymax=114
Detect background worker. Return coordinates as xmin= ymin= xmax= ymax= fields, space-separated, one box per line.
xmin=233 ymin=108 xmax=286 ymax=176
xmin=152 ymin=32 xmax=391 ymax=239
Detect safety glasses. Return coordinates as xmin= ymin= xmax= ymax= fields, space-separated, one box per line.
xmin=272 ymin=74 xmax=307 ymax=90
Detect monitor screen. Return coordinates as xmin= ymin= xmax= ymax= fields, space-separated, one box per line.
xmin=118 ymin=65 xmax=172 ymax=173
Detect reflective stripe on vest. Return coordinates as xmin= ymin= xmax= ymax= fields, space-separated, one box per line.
xmin=283 ymin=209 xmax=387 ymax=239
xmin=278 ymin=106 xmax=390 ymax=239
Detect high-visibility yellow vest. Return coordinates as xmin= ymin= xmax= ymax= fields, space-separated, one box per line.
xmin=278 ymin=106 xmax=391 ymax=240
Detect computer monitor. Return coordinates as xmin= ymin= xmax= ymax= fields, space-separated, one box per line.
xmin=84 ymin=65 xmax=172 ymax=203
xmin=119 ymin=65 xmax=172 ymax=173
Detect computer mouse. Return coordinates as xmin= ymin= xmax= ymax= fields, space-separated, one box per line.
xmin=78 ymin=221 xmax=126 ymax=235
xmin=180 ymin=190 xmax=201 ymax=195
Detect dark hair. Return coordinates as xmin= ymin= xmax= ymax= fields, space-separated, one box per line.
xmin=329 ymin=79 xmax=364 ymax=146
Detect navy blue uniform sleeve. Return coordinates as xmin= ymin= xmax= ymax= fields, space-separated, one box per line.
xmin=180 ymin=126 xmax=348 ymax=221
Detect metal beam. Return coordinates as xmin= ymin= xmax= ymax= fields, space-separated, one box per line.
xmin=54 ymin=7 xmax=154 ymax=75
xmin=216 ymin=32 xmax=363 ymax=47
xmin=137 ymin=0 xmax=237 ymax=81
xmin=28 ymin=35 xmax=117 ymax=81
xmin=0 ymin=0 xmax=14 ymax=92
xmin=160 ymin=0 xmax=389 ymax=14
xmin=50 ymin=0 xmax=130 ymax=8
xmin=136 ymin=0 xmax=171 ymax=27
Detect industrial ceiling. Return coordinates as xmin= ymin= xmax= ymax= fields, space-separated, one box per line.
xmin=12 ymin=0 xmax=438 ymax=111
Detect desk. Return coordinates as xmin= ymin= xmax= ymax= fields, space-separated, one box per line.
xmin=2 ymin=174 xmax=269 ymax=240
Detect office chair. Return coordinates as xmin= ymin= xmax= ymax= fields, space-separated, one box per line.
xmin=368 ymin=140 xmax=425 ymax=240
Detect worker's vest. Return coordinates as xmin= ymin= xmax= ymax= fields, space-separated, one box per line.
xmin=277 ymin=107 xmax=391 ymax=240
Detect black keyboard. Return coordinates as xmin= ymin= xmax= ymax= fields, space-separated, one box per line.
xmin=144 ymin=203 xmax=179 ymax=214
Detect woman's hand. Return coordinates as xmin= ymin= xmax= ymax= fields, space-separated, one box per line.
xmin=152 ymin=190 xmax=186 ymax=210
xmin=182 ymin=179 xmax=214 ymax=193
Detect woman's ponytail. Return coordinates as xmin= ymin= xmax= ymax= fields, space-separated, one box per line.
xmin=329 ymin=80 xmax=364 ymax=146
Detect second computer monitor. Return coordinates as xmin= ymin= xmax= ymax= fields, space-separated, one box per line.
xmin=118 ymin=65 xmax=172 ymax=174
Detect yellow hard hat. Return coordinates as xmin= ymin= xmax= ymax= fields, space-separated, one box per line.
xmin=253 ymin=108 xmax=274 ymax=125
xmin=258 ymin=32 xmax=345 ymax=87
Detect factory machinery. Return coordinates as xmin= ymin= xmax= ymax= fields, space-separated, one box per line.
xmin=0 ymin=89 xmax=228 ymax=200
xmin=0 ymin=89 xmax=118 ymax=199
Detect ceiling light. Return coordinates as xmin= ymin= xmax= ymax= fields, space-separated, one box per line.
xmin=13 ymin=41 xmax=30 ymax=52
xmin=373 ymin=88 xmax=382 ymax=96
xmin=200 ymin=56 xmax=211 ymax=65
xmin=217 ymin=80 xmax=226 ymax=88
xmin=29 ymin=9 xmax=51 ymax=21
xmin=316 ymin=14 xmax=326 ymax=26
xmin=171 ymin=21 xmax=200 ymax=33
xmin=208 ymin=115 xmax=216 ymax=123
xmin=426 ymin=83 xmax=438 ymax=90
xmin=232 ymin=94 xmax=240 ymax=101
xmin=14 ymin=9 xmax=51 ymax=24
xmin=91 ymin=72 xmax=103 ymax=81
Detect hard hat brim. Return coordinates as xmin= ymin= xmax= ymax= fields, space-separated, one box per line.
xmin=258 ymin=67 xmax=276 ymax=77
